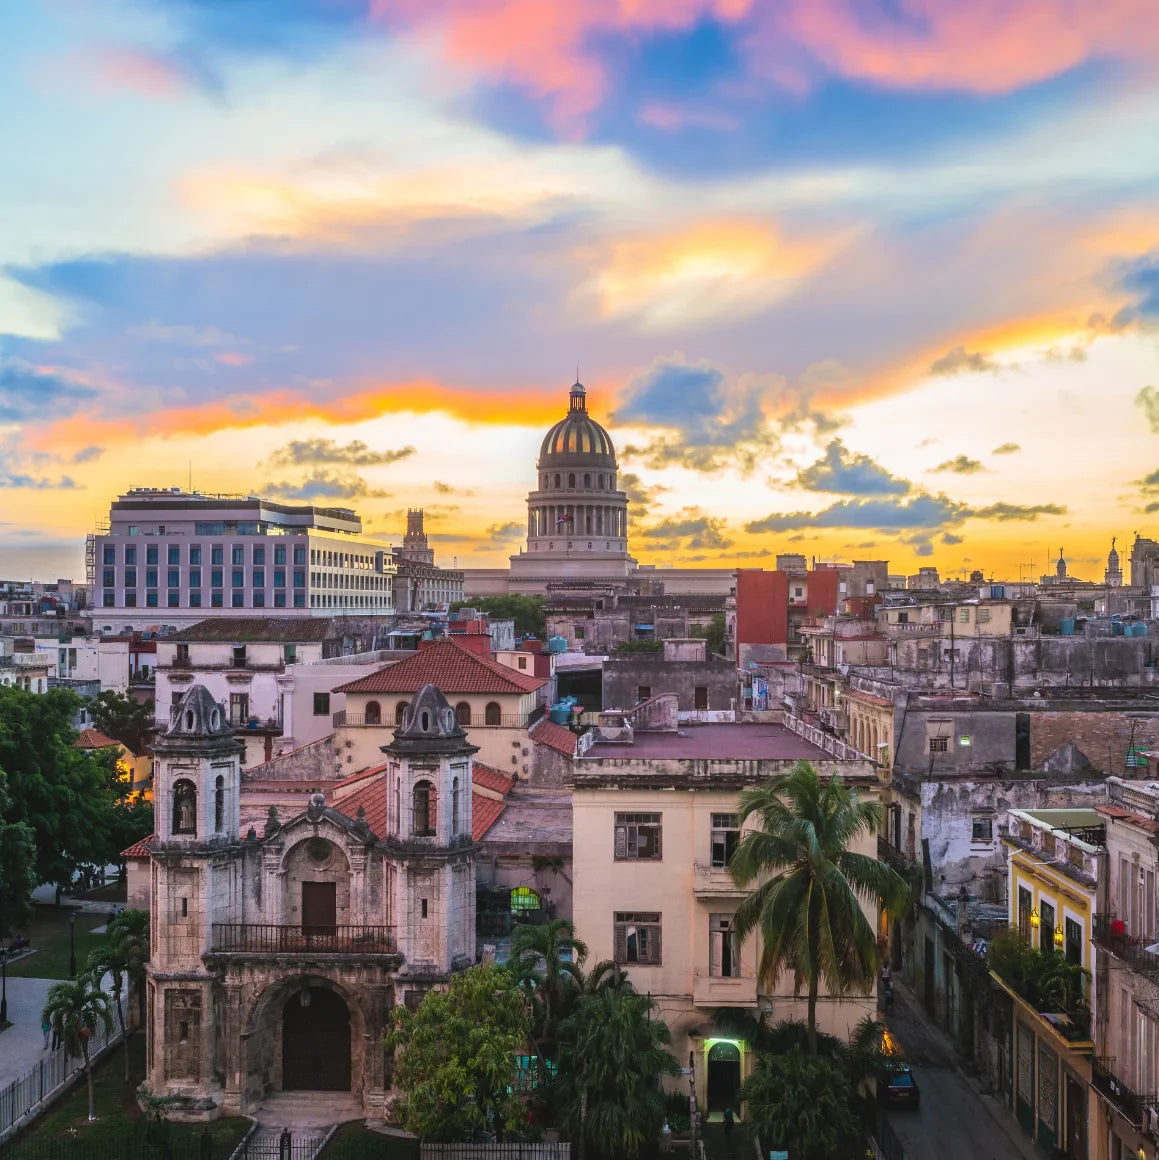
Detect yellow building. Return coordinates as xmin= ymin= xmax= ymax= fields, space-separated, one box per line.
xmin=570 ymin=721 xmax=881 ymax=1117
xmin=73 ymin=726 xmax=153 ymax=800
xmin=999 ymin=807 xmax=1104 ymax=1158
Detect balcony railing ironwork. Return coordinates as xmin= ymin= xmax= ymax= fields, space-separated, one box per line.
xmin=1091 ymin=1057 xmax=1157 ymax=1129
xmin=210 ymin=923 xmax=396 ymax=955
xmin=877 ymin=834 xmax=914 ymax=872
xmin=1093 ymin=913 xmax=1159 ymax=980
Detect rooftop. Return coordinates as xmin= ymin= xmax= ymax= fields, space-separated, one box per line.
xmin=334 ymin=639 xmax=546 ymax=696
xmin=169 ymin=617 xmax=336 ymax=643
xmin=584 ymin=722 xmax=826 ymax=761
xmin=72 ymin=728 xmax=122 ymax=750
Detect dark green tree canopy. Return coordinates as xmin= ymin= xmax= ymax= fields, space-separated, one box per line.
xmin=0 ymin=768 xmax=37 ymax=936
xmin=89 ymin=690 xmax=155 ymax=756
xmin=450 ymin=596 xmax=545 ymax=638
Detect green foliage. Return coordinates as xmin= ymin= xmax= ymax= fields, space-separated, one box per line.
xmin=0 ymin=768 xmax=37 ymax=937
xmin=88 ymin=691 xmax=155 ymax=756
xmin=988 ymin=929 xmax=1090 ymax=1016
xmin=42 ymin=974 xmax=115 ymax=1122
xmin=0 ymin=685 xmax=123 ymax=892
xmin=507 ymin=918 xmax=588 ymax=1059
xmin=692 ymin=612 xmax=727 ymax=657
xmin=612 ymin=640 xmax=663 ymax=654
xmin=740 ymin=1047 xmax=860 ymax=1160
xmin=88 ymin=909 xmax=150 ymax=1080
xmin=386 ymin=964 xmax=532 ymax=1141
xmin=730 ymin=760 xmax=909 ymax=1053
xmin=553 ymin=983 xmax=679 ymax=1160
xmin=450 ymin=596 xmax=545 ymax=638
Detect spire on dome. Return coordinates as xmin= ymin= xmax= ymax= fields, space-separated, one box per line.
xmin=569 ymin=379 xmax=586 ymax=413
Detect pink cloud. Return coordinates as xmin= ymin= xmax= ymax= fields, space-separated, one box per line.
xmin=637 ymin=100 xmax=741 ymax=132
xmin=213 ymin=352 xmax=254 ymax=367
xmin=92 ymin=49 xmax=190 ymax=100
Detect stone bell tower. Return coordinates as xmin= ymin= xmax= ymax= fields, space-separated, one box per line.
xmin=380 ymin=683 xmax=477 ymax=980
xmin=145 ymin=683 xmax=243 ymax=1115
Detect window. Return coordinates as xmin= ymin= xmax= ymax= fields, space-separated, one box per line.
xmin=253 ymin=546 xmax=265 ymax=565
xmin=103 ymin=545 xmax=116 ymax=565
xmin=211 ymin=546 xmax=224 ymax=566
xmin=274 ymin=592 xmax=286 ymax=607
xmin=189 ymin=546 xmax=201 ymax=566
xmin=958 ymin=734 xmax=972 ymax=747
xmin=274 ymin=545 xmax=287 ymax=566
xmin=710 ymin=914 xmax=740 ymax=977
xmin=283 ymin=644 xmax=296 ymax=663
xmin=294 ymin=546 xmax=306 ymax=566
xmin=293 ymin=591 xmax=305 ymax=608
xmin=615 ymin=812 xmax=662 ymax=860
xmin=146 ymin=592 xmax=158 ymax=607
xmin=252 ymin=569 xmax=264 ymax=587
xmin=176 ymin=644 xmax=190 ymax=664
xmin=929 ymin=736 xmax=949 ymax=753
xmin=167 ymin=546 xmax=179 ymax=565
xmin=365 ymin=700 xmax=382 ymax=725
xmin=189 ymin=568 xmax=200 ymax=588
xmin=252 ymin=592 xmax=265 ymax=607
xmin=125 ymin=592 xmax=137 ymax=607
xmin=312 ymin=692 xmax=331 ymax=716
xmin=146 ymin=545 xmax=158 ymax=566
xmin=231 ymin=592 xmax=244 ymax=607
xmin=232 ymin=546 xmax=244 ymax=565
xmin=230 ymin=692 xmax=249 ymax=726
xmin=168 ymin=569 xmax=180 ymax=587
xmin=274 ymin=569 xmax=285 ymax=588
xmin=1018 ymin=886 xmax=1032 ymax=940
xmin=484 ymin=701 xmax=502 ymax=725
xmin=971 ymin=816 xmax=993 ymax=843
xmin=172 ymin=779 xmax=197 ymax=836
xmin=575 ymin=625 xmax=586 ymax=640
xmin=189 ymin=591 xmax=202 ymax=607
xmin=146 ymin=568 xmax=158 ymax=588
xmin=214 ymin=775 xmax=224 ymax=832
xmin=1065 ymin=917 xmax=1082 ymax=964
xmin=451 ymin=776 xmax=460 ymax=834
xmin=125 ymin=546 xmax=137 ymax=565
xmin=614 ymin=912 xmax=661 ymax=965
xmin=125 ymin=568 xmax=137 ymax=587
xmin=959 ymin=607 xmax=970 ymax=623
xmin=103 ymin=591 xmax=115 ymax=607
xmin=1039 ymin=900 xmax=1056 ymax=953
xmin=412 ymin=780 xmax=434 ymax=836
xmin=396 ymin=701 xmax=409 ymax=725
xmin=454 ymin=702 xmax=471 ymax=726
xmin=694 ymin=685 xmax=708 ymax=710
xmin=293 ymin=569 xmax=305 ymax=587
xmin=167 ymin=591 xmax=180 ymax=607
xmin=211 ymin=569 xmax=223 ymax=588
xmin=637 ymin=686 xmax=651 ymax=702
xmin=232 ymin=569 xmax=244 ymax=588
xmin=711 ymin=813 xmax=739 ymax=867
xmin=103 ymin=568 xmax=115 ymax=587
xmin=511 ymin=885 xmax=540 ymax=913
xmin=211 ymin=592 xmax=224 ymax=608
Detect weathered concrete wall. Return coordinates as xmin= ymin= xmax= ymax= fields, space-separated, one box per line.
xmin=602 ymin=656 xmax=736 ymax=712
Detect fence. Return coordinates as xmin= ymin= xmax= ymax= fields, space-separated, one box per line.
xmin=421 ymin=1146 xmax=570 ymax=1160
xmin=0 ymin=1020 xmax=121 ymax=1145
xmin=867 ymin=1112 xmax=906 ymax=1160
xmin=2 ymin=1125 xmax=233 ymax=1160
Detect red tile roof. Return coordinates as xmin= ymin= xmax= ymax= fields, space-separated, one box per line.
xmin=1096 ymin=804 xmax=1159 ymax=834
xmin=333 ymin=639 xmax=546 ymax=696
xmin=121 ymin=834 xmax=154 ymax=859
xmin=473 ymin=762 xmax=516 ymax=796
xmin=530 ymin=719 xmax=577 ymax=756
xmin=473 ymin=796 xmax=507 ymax=841
xmin=73 ymin=729 xmax=121 ymax=750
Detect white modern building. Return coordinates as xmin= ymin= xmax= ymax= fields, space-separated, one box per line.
xmin=91 ymin=489 xmax=397 ymax=630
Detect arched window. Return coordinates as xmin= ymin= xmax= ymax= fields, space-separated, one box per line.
xmin=554 ymin=473 xmax=561 ymax=488
xmin=583 ymin=473 xmax=591 ymax=488
xmin=598 ymin=474 xmax=605 ymax=489
xmin=172 ymin=779 xmax=197 ymax=836
xmin=413 ymin=780 xmax=434 ymax=836
xmin=568 ymin=472 xmax=576 ymax=488
xmin=511 ymin=885 xmax=541 ymax=913
xmin=214 ymin=775 xmax=224 ymax=832
xmin=365 ymin=700 xmax=381 ymax=726
xmin=485 ymin=701 xmax=502 ymax=725
xmin=452 ymin=776 xmax=461 ymax=835
xmin=454 ymin=701 xmax=471 ymax=726
xmin=395 ymin=701 xmax=409 ymax=726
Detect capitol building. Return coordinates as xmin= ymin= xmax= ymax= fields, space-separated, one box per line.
xmin=464 ymin=381 xmax=733 ymax=598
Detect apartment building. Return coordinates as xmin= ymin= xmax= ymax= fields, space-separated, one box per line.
xmin=90 ymin=488 xmax=396 ymax=629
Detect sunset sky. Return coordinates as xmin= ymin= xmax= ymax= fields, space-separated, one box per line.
xmin=3 ymin=0 xmax=1159 ymax=582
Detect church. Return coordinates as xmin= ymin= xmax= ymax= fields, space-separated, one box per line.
xmin=142 ymin=681 xmax=478 ymax=1120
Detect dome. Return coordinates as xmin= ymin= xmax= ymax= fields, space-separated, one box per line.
xmin=537 ymin=381 xmax=617 ymax=469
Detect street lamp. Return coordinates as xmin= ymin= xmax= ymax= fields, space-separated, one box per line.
xmin=68 ymin=910 xmax=77 ymax=978
xmin=1 ymin=953 xmax=7 ymax=1023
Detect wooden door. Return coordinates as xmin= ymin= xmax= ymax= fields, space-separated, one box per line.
xmin=282 ymin=989 xmax=351 ymax=1091
xmin=302 ymin=882 xmax=337 ymax=936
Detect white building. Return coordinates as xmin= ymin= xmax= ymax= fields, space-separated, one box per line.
xmin=32 ymin=636 xmax=131 ymax=692
xmin=91 ymin=488 xmax=397 ymax=630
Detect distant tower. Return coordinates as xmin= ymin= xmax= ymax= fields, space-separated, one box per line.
xmin=1105 ymin=536 xmax=1123 ymax=587
xmin=381 ymin=683 xmax=476 ymax=978
xmin=1056 ymin=547 xmax=1067 ymax=580
xmin=146 ymin=684 xmax=242 ymax=1111
xmin=399 ymin=508 xmax=434 ymax=565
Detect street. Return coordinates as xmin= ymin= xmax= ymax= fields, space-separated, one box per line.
xmin=883 ymin=979 xmax=1040 ymax=1160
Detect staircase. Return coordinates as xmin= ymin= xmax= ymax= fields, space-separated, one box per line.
xmin=236 ymin=1092 xmax=363 ymax=1159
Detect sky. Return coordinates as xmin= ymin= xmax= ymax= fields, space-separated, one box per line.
xmin=3 ymin=0 xmax=1159 ymax=582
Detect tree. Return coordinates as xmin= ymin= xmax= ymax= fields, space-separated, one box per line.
xmin=386 ymin=963 xmax=532 ymax=1141
xmin=740 ymin=1046 xmax=859 ymax=1160
xmin=86 ymin=943 xmax=131 ymax=1081
xmin=108 ymin=909 xmax=150 ymax=1030
xmin=554 ymin=984 xmax=679 ymax=1160
xmin=450 ymin=596 xmax=545 ymax=639
xmin=508 ymin=918 xmax=588 ymax=1059
xmin=0 ymin=686 xmax=119 ymax=894
xmin=730 ymin=760 xmax=909 ymax=1054
xmin=88 ymin=690 xmax=155 ymax=756
xmin=42 ymin=976 xmax=114 ymax=1122
xmin=0 ymin=770 xmax=37 ymax=937
xmin=692 ymin=612 xmax=727 ymax=658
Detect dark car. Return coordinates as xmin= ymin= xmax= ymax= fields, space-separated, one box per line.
xmin=880 ymin=1064 xmax=921 ymax=1110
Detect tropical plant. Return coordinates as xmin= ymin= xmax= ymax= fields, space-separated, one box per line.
xmin=385 ymin=963 xmax=532 ymax=1141
xmin=987 ymin=930 xmax=1090 ymax=1016
xmin=42 ymin=976 xmax=114 ymax=1122
xmin=553 ymin=984 xmax=679 ymax=1160
xmin=108 ymin=909 xmax=150 ymax=1030
xmin=86 ymin=943 xmax=131 ymax=1081
xmin=580 ymin=958 xmax=632 ymax=996
xmin=508 ymin=918 xmax=588 ymax=1059
xmin=730 ymin=760 xmax=909 ymax=1054
xmin=740 ymin=1046 xmax=860 ymax=1160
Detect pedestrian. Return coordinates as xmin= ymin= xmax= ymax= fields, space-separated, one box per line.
xmin=723 ymin=1106 xmax=734 ymax=1140
xmin=41 ymin=1018 xmax=51 ymax=1050
xmin=50 ymin=1018 xmax=60 ymax=1052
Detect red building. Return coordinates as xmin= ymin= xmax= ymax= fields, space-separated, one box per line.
xmin=734 ymin=567 xmax=842 ymax=664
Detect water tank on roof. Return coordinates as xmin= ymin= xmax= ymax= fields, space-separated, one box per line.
xmin=1113 ymin=620 xmax=1125 ymax=636
xmin=1131 ymin=622 xmax=1148 ymax=637
xmin=1059 ymin=619 xmax=1075 ymax=636
xmin=547 ymin=635 xmax=568 ymax=653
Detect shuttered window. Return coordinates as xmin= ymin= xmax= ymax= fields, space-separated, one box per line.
xmin=711 ymin=813 xmax=739 ymax=867
xmin=614 ymin=912 xmax=661 ymax=965
xmin=614 ymin=813 xmax=662 ymax=861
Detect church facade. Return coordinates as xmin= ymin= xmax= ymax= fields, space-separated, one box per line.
xmin=143 ymin=682 xmax=477 ymax=1120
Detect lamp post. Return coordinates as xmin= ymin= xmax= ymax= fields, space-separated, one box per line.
xmin=68 ymin=910 xmax=77 ymax=978
xmin=1 ymin=953 xmax=7 ymax=1024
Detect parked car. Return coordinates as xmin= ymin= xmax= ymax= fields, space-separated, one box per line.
xmin=880 ymin=1064 xmax=921 ymax=1110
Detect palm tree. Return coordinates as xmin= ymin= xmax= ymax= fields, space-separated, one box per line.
xmin=508 ymin=918 xmax=588 ymax=1057
xmin=108 ymin=909 xmax=149 ymax=1031
xmin=730 ymin=760 xmax=909 ymax=1055
xmin=86 ymin=944 xmax=131 ymax=1081
xmin=42 ymin=976 xmax=114 ymax=1122
xmin=579 ymin=958 xmax=631 ymax=996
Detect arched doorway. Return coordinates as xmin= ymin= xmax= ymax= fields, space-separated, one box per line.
xmin=706 ymin=1041 xmax=741 ymax=1115
xmin=282 ymin=988 xmax=351 ymax=1091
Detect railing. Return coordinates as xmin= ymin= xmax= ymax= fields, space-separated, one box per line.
xmin=692 ymin=972 xmax=758 ymax=1007
xmin=1093 ymin=913 xmax=1159 ymax=980
xmin=692 ymin=862 xmax=743 ymax=895
xmin=783 ymin=713 xmax=868 ymax=763
xmin=210 ymin=924 xmax=396 ymax=954
xmin=877 ymin=834 xmax=914 ymax=872
xmin=1091 ymin=1057 xmax=1156 ymax=1129
xmin=333 ymin=710 xmax=531 ymax=729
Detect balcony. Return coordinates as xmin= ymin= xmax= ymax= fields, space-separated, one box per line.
xmin=693 ymin=863 xmax=744 ymax=898
xmin=209 ymin=924 xmax=397 ymax=955
xmin=1092 ymin=1057 xmax=1157 ymax=1130
xmin=1093 ymin=913 xmax=1159 ymax=981
xmin=877 ymin=834 xmax=915 ymax=873
xmin=693 ymin=973 xmax=757 ymax=1008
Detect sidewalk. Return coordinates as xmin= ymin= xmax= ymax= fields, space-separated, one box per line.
xmin=0 ymin=977 xmax=58 ymax=1089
